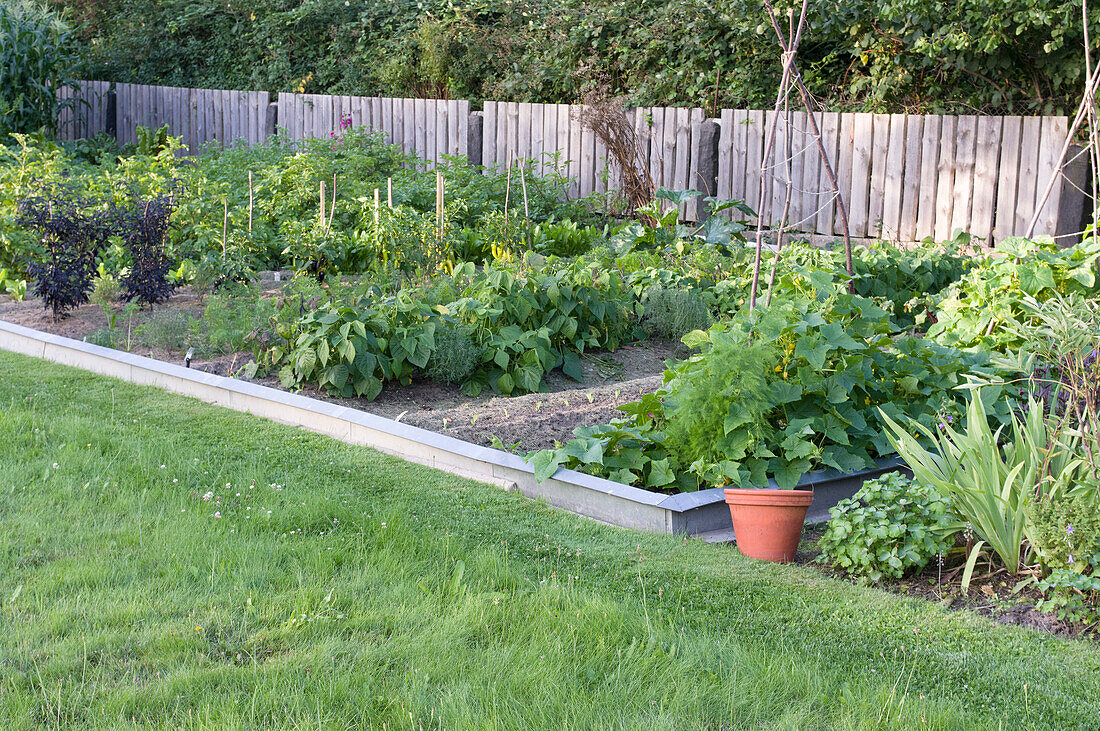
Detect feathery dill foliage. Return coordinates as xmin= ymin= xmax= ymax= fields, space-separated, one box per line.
xmin=663 ymin=340 xmax=777 ymax=469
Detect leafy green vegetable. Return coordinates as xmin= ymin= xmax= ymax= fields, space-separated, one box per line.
xmin=818 ymin=472 xmax=958 ymax=583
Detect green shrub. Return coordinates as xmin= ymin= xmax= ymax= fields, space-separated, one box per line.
xmin=818 ymin=472 xmax=957 ymax=583
xmin=60 ymin=1 xmax=1096 ymax=120
xmin=640 ymin=286 xmax=712 ymax=341
xmin=422 ymin=322 xmax=480 ymax=385
xmin=136 ymin=308 xmax=192 ymax=351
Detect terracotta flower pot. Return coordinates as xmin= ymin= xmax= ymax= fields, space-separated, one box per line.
xmin=723 ymin=488 xmax=814 ymax=563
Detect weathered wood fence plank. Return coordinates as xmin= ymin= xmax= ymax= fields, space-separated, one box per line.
xmin=55 ymin=81 xmax=1078 ymax=238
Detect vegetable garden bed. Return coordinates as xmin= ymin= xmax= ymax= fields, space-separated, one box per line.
xmin=6 ymin=124 xmax=1100 ymax=630
xmin=0 ymin=316 xmax=901 ymax=537
xmin=0 ymin=286 xmax=678 ymax=453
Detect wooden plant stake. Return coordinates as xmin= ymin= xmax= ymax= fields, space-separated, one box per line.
xmin=327 ymin=173 xmax=337 ymax=233
xmin=221 ymin=198 xmax=228 ymax=259
xmin=387 ymin=177 xmax=393 ymax=208
xmin=503 ymin=151 xmax=513 ymax=224
xmin=248 ymin=170 xmax=254 ymax=233
xmin=319 ymin=180 xmax=326 ymax=228
xmin=520 ymin=160 xmax=530 ymax=221
xmin=766 ymin=63 xmax=797 ymax=307
xmin=436 ymin=170 xmax=445 ymax=242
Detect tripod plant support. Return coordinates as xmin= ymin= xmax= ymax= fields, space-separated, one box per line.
xmin=750 ymin=0 xmax=855 ymax=309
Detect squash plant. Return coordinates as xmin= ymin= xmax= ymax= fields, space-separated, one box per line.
xmin=929 ymin=237 xmax=1100 ymax=349
xmin=533 ymin=277 xmax=1000 ymax=491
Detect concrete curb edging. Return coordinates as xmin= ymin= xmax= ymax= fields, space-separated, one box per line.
xmin=0 ymin=320 xmax=901 ymax=536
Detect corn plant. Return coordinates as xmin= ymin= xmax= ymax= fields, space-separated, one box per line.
xmin=0 ymin=1 xmax=79 ymax=136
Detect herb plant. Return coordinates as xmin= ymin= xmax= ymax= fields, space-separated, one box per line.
xmin=818 ymin=472 xmax=957 ymax=583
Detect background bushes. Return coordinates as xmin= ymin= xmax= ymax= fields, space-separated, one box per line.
xmin=49 ymin=0 xmax=1100 ymax=115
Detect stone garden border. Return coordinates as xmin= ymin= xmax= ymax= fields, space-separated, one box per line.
xmin=0 ymin=320 xmax=901 ymax=538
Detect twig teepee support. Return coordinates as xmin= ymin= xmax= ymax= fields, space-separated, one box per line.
xmin=749 ymin=0 xmax=807 ymax=310
xmin=750 ymin=0 xmax=855 ymax=309
xmin=1082 ymin=0 xmax=1099 ymax=230
xmin=766 ymin=10 xmax=798 ymax=308
xmin=1025 ymin=60 xmax=1100 ymax=238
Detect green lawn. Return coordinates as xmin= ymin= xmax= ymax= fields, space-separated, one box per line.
xmin=1 ymin=350 xmax=1098 ymax=729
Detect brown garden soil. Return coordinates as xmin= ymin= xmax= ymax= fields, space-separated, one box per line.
xmin=795 ymin=526 xmax=1097 ymax=640
xmin=0 ymin=288 xmax=679 ymax=452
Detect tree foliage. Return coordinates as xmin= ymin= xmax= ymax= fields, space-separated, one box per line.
xmin=52 ymin=0 xmax=1100 ymax=114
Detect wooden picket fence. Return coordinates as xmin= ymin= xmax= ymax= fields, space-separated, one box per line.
xmin=715 ymin=111 xmax=1067 ymax=242
xmin=277 ymin=93 xmax=470 ymax=165
xmin=116 ymin=84 xmax=270 ymax=149
xmin=56 ymin=81 xmax=270 ymax=150
xmin=480 ymin=102 xmax=709 ymax=214
xmin=54 ymin=80 xmax=1075 ymax=242
xmin=56 ymin=80 xmax=112 ymax=139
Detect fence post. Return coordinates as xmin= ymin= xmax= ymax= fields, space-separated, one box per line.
xmin=690 ymin=118 xmax=721 ymax=221
xmin=1055 ymin=143 xmax=1090 ymax=246
xmin=265 ymin=101 xmax=278 ymax=139
xmin=106 ymin=90 xmax=117 ymax=140
xmin=467 ymin=111 xmax=484 ymax=167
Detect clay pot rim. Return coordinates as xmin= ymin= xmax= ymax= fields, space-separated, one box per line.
xmin=723 ymin=487 xmax=814 ymax=507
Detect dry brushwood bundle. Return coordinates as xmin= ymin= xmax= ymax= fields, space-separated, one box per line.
xmin=575 ymin=87 xmax=655 ymax=216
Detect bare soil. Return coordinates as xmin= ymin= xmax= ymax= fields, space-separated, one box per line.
xmin=0 ymin=290 xmax=677 ymax=452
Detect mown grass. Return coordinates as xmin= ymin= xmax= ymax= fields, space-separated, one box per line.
xmin=0 ymin=350 xmax=1098 ymax=729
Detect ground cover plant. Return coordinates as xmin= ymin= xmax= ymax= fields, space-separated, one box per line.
xmin=3 ymin=351 xmax=1100 ymax=728
xmin=818 ymin=472 xmax=957 ymax=583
